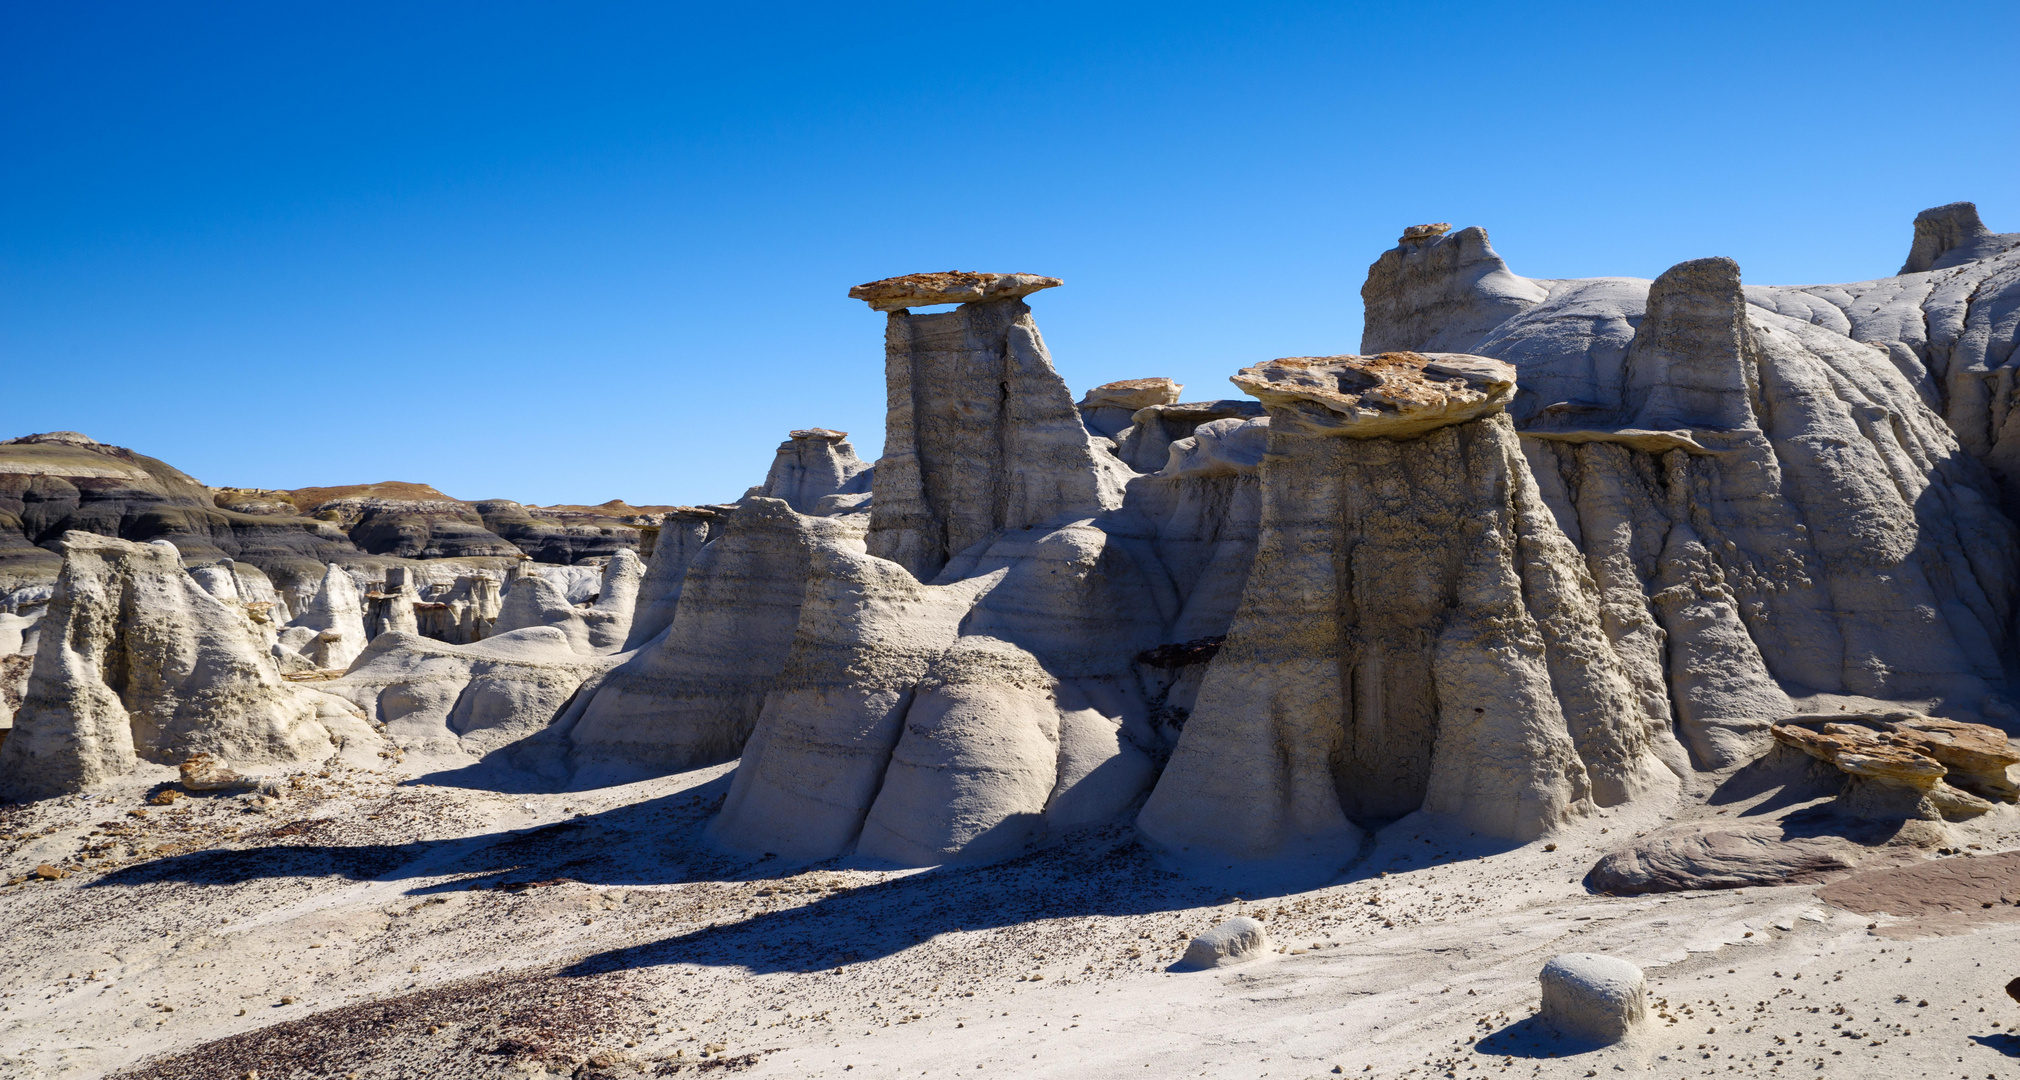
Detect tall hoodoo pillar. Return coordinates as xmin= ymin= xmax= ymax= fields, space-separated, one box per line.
xmin=848 ymin=271 xmax=1123 ymax=582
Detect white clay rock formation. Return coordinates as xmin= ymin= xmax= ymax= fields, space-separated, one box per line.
xmin=1364 ymin=218 xmax=2019 ymax=769
xmin=0 ymin=533 xmax=373 ymax=800
xmin=623 ymin=506 xmax=723 ymax=648
xmin=753 ymin=429 xmax=874 ymax=515
xmin=1140 ymin=351 xmax=1680 ymax=858
xmin=326 ymin=626 xmax=617 ymax=765
xmin=856 ymin=271 xmax=1130 ymax=582
xmin=491 ymin=547 xmax=644 ymax=655
xmin=11 ymin=206 xmax=2020 ymax=1080
xmin=1538 ymin=953 xmax=1648 ymax=1044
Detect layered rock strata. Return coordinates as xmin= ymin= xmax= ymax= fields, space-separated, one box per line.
xmin=1138 ymin=352 xmax=1679 ymax=857
xmin=754 ymin=429 xmax=874 ymax=515
xmin=853 ymin=272 xmax=1129 ymax=581
xmin=1771 ymin=713 xmax=2018 ymax=820
xmin=1363 ymin=219 xmax=2018 ymax=765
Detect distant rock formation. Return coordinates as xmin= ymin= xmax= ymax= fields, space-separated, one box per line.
xmin=492 ymin=548 xmax=645 ymax=655
xmin=0 ymin=533 xmax=376 ymax=800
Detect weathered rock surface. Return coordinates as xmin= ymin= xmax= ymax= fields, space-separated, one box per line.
xmin=1180 ymin=917 xmax=1270 ymax=969
xmin=755 ymin=430 xmax=874 ymax=515
xmin=1538 ymin=953 xmax=1647 ymax=1044
xmin=1363 ymin=220 xmax=2019 ymax=766
xmin=282 ymin=562 xmax=370 ymax=671
xmin=0 ymin=432 xmax=362 ymax=597
xmin=1110 ymin=399 xmax=1266 ymax=473
xmin=847 ymin=271 xmax=1061 ymax=312
xmin=858 ymin=278 xmax=1127 ymax=581
xmin=492 ymin=548 xmax=644 ymax=655
xmin=1139 ymin=353 xmax=1678 ymax=858
xmin=1078 ymin=378 xmax=1184 ymax=439
xmin=1585 ymin=821 xmax=1863 ymax=895
xmin=565 ymin=500 xmax=858 ymax=776
xmin=1771 ymin=713 xmax=2016 ymax=820
xmin=624 ymin=507 xmax=723 ymax=649
xmin=0 ymin=533 xmax=360 ymax=800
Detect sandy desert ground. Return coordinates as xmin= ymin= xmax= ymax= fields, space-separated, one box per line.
xmin=3 ymin=749 xmax=2016 ymax=1080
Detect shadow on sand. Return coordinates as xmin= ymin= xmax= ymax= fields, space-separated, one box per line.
xmin=83 ymin=767 xmax=1532 ymax=979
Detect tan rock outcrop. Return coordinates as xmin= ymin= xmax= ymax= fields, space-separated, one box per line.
xmin=1078 ymin=378 xmax=1185 ymax=439
xmin=1771 ymin=713 xmax=2018 ymax=819
xmin=847 ymin=271 xmax=1061 ymax=312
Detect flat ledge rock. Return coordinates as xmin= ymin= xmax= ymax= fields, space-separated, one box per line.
xmin=847 ymin=271 xmax=1062 ymax=312
xmin=1231 ymin=351 xmax=1515 ymax=438
xmin=1078 ymin=378 xmax=1183 ymax=411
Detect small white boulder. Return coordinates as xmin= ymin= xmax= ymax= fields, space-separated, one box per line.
xmin=1539 ymin=953 xmax=1647 ymax=1044
xmin=1182 ymin=917 xmax=1271 ymax=969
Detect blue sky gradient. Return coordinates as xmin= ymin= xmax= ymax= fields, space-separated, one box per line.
xmin=4 ymin=1 xmax=2014 ymax=505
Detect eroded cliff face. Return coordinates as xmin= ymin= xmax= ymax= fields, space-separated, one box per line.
xmin=14 ymin=216 xmax=2020 ymax=885
xmin=1362 ymin=214 xmax=2019 ymax=770
xmin=1137 ymin=353 xmax=1681 ymax=858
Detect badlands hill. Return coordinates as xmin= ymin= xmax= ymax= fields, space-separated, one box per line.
xmin=0 ymin=206 xmax=2017 ymax=1079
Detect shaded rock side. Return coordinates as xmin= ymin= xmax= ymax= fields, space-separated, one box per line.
xmin=1110 ymin=399 xmax=1266 ymax=474
xmin=1138 ymin=354 xmax=1676 ymax=859
xmin=860 ymin=286 xmax=1128 ymax=581
xmin=0 ymin=533 xmax=341 ymax=800
xmin=564 ymin=499 xmax=858 ymax=776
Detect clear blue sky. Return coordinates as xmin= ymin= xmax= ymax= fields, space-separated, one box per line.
xmin=4 ymin=2 xmax=2014 ymax=506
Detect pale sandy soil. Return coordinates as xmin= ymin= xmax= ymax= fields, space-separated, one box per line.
xmin=2 ymin=756 xmax=2017 ymax=1080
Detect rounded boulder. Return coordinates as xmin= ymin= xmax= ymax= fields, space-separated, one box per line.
xmin=1539 ymin=953 xmax=1646 ymax=1044
xmin=1181 ymin=917 xmax=1270 ymax=969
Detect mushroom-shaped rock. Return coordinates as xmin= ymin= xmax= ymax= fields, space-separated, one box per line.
xmin=847 ymin=271 xmax=1062 ymax=312
xmin=1181 ymin=917 xmax=1270 ymax=969
xmin=1539 ymin=953 xmax=1647 ymax=1044
xmin=1230 ymin=352 xmax=1515 ymax=438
